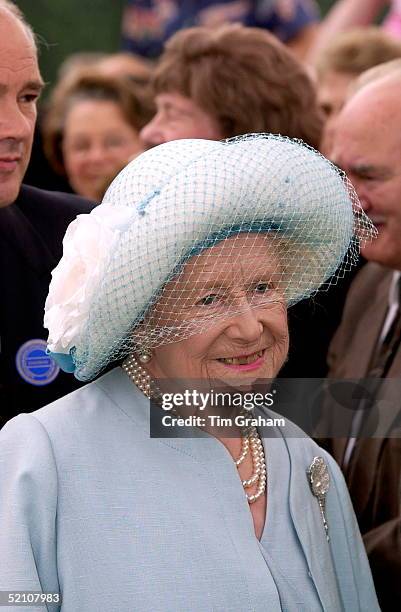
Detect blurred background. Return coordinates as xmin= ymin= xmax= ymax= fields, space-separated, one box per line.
xmin=16 ymin=0 xmax=335 ymax=91
xmin=17 ymin=0 xmax=126 ymax=91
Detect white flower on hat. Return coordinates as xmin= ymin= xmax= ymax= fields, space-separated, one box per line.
xmin=44 ymin=204 xmax=135 ymax=356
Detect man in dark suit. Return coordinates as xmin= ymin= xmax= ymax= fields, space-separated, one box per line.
xmin=321 ymin=70 xmax=401 ymax=609
xmin=0 ymin=2 xmax=94 ymax=427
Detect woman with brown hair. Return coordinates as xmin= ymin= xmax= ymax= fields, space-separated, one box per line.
xmin=140 ymin=24 xmax=323 ymax=149
xmin=43 ymin=71 xmax=154 ymax=201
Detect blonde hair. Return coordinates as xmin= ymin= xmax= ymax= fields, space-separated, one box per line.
xmin=316 ymin=27 xmax=401 ymax=78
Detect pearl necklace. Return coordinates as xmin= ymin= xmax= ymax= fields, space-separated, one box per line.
xmin=122 ymin=355 xmax=267 ymax=504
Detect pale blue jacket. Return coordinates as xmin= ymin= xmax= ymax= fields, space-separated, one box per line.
xmin=0 ymin=368 xmax=379 ymax=611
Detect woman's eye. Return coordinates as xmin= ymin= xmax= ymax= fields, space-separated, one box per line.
xmin=254 ymin=283 xmax=271 ymax=294
xmin=196 ymin=294 xmax=219 ymax=306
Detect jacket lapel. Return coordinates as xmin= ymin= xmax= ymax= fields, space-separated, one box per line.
xmin=345 ymin=271 xmax=399 ymax=507
xmin=347 ymin=374 xmax=401 ymax=513
xmin=345 ymin=275 xmax=390 ymax=378
xmin=324 ymin=270 xmax=393 ymax=469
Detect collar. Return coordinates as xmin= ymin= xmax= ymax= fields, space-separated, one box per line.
xmin=388 ymin=270 xmax=401 ymax=308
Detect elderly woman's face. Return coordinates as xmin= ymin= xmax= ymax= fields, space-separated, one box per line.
xmin=144 ymin=234 xmax=289 ymax=384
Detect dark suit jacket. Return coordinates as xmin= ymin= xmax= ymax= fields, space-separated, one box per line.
xmin=278 ymin=251 xmax=363 ymax=379
xmin=320 ymin=262 xmax=401 ymax=611
xmin=0 ymin=185 xmax=95 ymax=428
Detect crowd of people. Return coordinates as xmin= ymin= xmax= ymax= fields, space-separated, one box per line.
xmin=0 ymin=0 xmax=400 ymax=610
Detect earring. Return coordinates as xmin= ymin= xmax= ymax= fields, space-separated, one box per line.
xmin=138 ymin=350 xmax=152 ymax=364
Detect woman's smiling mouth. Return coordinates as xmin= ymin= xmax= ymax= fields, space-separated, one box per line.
xmin=217 ymin=350 xmax=265 ymax=370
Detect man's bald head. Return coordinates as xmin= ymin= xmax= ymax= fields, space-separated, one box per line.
xmin=0 ymin=0 xmax=36 ymax=49
xmin=351 ymin=58 xmax=401 ymax=95
xmin=0 ymin=2 xmax=43 ymax=207
xmin=344 ymin=70 xmax=401 ymax=121
xmin=335 ymin=72 xmax=401 ymax=154
xmin=330 ymin=73 xmax=401 ymax=270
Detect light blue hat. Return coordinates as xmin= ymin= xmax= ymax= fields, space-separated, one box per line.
xmin=44 ymin=134 xmax=376 ymax=381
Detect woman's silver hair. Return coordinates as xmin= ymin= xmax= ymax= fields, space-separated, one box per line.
xmin=0 ymin=0 xmax=37 ymax=48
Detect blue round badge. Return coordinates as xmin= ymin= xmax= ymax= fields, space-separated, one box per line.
xmin=16 ymin=339 xmax=60 ymax=386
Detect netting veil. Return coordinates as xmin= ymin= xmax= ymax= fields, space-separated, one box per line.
xmin=44 ymin=134 xmax=376 ymax=381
